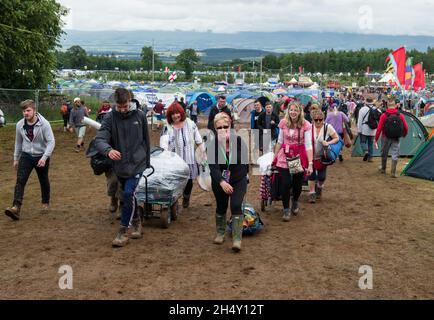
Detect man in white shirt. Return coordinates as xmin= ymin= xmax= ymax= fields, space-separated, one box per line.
xmin=357 ymin=98 xmax=379 ymax=162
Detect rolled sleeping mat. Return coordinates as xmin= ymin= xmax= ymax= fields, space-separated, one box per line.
xmin=82 ymin=117 xmax=101 ymax=130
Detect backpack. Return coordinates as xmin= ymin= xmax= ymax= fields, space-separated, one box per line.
xmin=320 ymin=124 xmax=344 ymax=165
xmin=383 ymin=111 xmax=404 ymax=139
xmin=363 ymin=106 xmax=381 ymax=129
xmin=227 ymin=203 xmax=264 ymax=236
xmin=60 ymin=104 xmax=68 ymax=115
xmin=86 ymin=138 xmax=113 ymax=175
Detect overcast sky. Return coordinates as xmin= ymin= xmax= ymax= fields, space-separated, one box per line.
xmin=58 ymin=0 xmax=434 ymax=36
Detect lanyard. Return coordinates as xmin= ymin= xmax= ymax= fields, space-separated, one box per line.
xmin=219 ymin=144 xmax=232 ymax=168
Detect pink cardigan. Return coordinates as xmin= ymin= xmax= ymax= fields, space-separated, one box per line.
xmin=275 ymin=119 xmax=312 ymax=169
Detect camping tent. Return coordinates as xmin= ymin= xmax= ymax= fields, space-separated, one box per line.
xmin=352 ymin=111 xmax=428 ymax=157
xmin=226 ymin=91 xmax=255 ymax=105
xmin=231 ymin=98 xmax=256 ymax=123
xmin=298 ymin=76 xmax=313 ymax=87
xmin=401 ymin=135 xmax=434 ymax=181
xmin=185 ymin=92 xmax=216 ymax=114
xmin=419 ymin=114 xmax=434 ymax=128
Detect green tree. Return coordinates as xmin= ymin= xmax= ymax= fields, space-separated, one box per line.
xmin=0 ymin=0 xmax=67 ymax=89
xmin=176 ymin=49 xmax=200 ymax=80
xmin=140 ymin=46 xmax=161 ymax=71
xmin=262 ymin=55 xmax=281 ymax=71
xmin=66 ymin=45 xmax=87 ymax=69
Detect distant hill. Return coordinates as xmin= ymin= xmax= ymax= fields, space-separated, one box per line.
xmin=200 ymin=48 xmax=279 ymax=63
xmin=60 ymin=29 xmax=434 ymax=61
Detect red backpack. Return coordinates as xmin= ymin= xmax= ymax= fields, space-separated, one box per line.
xmin=60 ymin=104 xmax=68 ymax=114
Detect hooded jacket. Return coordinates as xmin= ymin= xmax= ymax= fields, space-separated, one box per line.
xmin=14 ymin=113 xmax=55 ymax=161
xmin=95 ymin=108 xmax=151 ymax=178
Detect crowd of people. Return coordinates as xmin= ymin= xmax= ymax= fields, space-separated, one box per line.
xmin=2 ymin=88 xmax=411 ymax=253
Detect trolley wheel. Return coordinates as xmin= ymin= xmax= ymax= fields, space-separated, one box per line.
xmin=160 ymin=207 xmax=171 ymax=228
xmin=170 ymin=200 xmax=179 ymax=221
xmin=261 ymin=200 xmax=266 ymax=212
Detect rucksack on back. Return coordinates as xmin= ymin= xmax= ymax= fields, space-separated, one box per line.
xmin=363 ymin=107 xmax=381 ymax=129
xmin=60 ymin=104 xmax=68 ymax=114
xmin=384 ymin=111 xmax=404 ymax=139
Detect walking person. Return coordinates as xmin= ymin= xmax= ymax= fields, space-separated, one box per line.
xmin=257 ymin=101 xmax=280 ymax=153
xmin=60 ymin=100 xmax=70 ymax=132
xmin=308 ymin=110 xmax=339 ymax=203
xmin=325 ymin=104 xmax=349 ymax=162
xmin=374 ymin=101 xmax=408 ymax=178
xmin=250 ymin=99 xmax=264 ymax=156
xmin=0 ymin=107 xmax=5 ymax=127
xmin=5 ymin=100 xmax=55 ymax=220
xmin=160 ymin=101 xmax=205 ymax=209
xmin=188 ymin=100 xmax=199 ymax=124
xmin=273 ymin=102 xmax=313 ymax=221
xmin=208 ymin=113 xmax=249 ymax=252
xmin=207 ymin=95 xmax=232 ymax=130
xmin=357 ymin=98 xmax=380 ymax=162
xmin=95 ymin=88 xmax=151 ymax=247
xmin=69 ymin=97 xmax=89 ymax=152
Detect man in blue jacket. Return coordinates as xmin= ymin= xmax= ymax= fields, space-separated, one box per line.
xmin=95 ymin=88 xmax=151 ymax=247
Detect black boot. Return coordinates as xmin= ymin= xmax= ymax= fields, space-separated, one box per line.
xmin=182 ymin=195 xmax=190 ymax=208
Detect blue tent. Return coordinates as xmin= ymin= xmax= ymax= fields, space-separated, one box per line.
xmin=226 ymin=91 xmax=255 ymax=105
xmin=186 ymin=92 xmax=216 ymax=114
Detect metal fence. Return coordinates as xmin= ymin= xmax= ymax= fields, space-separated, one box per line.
xmin=0 ymin=88 xmax=115 ymax=124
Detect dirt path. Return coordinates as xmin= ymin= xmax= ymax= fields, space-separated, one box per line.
xmin=0 ymin=122 xmax=433 ymax=299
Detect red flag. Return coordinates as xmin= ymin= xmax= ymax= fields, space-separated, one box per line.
xmin=413 ymin=63 xmax=425 ymax=91
xmin=386 ymin=47 xmax=406 ymax=88
xmin=237 ymin=65 xmax=241 ymax=73
xmin=299 ymin=66 xmax=303 ymax=74
xmin=168 ymin=71 xmax=177 ymax=82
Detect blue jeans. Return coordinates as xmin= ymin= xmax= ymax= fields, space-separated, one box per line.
xmin=118 ymin=176 xmax=140 ymax=227
xmin=359 ymin=134 xmax=374 ymax=159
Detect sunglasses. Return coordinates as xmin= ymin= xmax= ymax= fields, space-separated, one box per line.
xmin=313 ymin=119 xmax=324 ymax=122
xmin=216 ymin=126 xmax=230 ymax=130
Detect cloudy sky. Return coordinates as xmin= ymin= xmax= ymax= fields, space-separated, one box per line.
xmin=58 ymin=0 xmax=434 ymax=36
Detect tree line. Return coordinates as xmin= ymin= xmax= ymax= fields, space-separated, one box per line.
xmin=1 ymin=1 xmax=433 ymax=89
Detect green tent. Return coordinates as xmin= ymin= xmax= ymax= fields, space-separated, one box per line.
xmin=351 ymin=111 xmax=428 ymax=157
xmin=401 ymin=135 xmax=434 ymax=181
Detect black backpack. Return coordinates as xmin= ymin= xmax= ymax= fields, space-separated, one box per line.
xmin=363 ymin=106 xmax=381 ymax=130
xmin=86 ymin=138 xmax=113 ymax=175
xmin=383 ymin=111 xmax=404 ymax=139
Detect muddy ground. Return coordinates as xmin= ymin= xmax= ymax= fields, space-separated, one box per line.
xmin=0 ymin=118 xmax=433 ymax=300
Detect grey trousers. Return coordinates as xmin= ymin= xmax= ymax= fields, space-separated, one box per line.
xmin=381 ymin=137 xmax=400 ymax=161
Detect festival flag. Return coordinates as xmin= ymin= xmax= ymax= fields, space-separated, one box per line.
xmin=404 ymin=57 xmax=415 ymax=90
xmin=385 ymin=46 xmax=406 ymax=88
xmin=168 ymin=71 xmax=177 ymax=82
xmin=413 ymin=63 xmax=425 ymax=91
xmin=299 ymin=66 xmax=303 ymax=74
